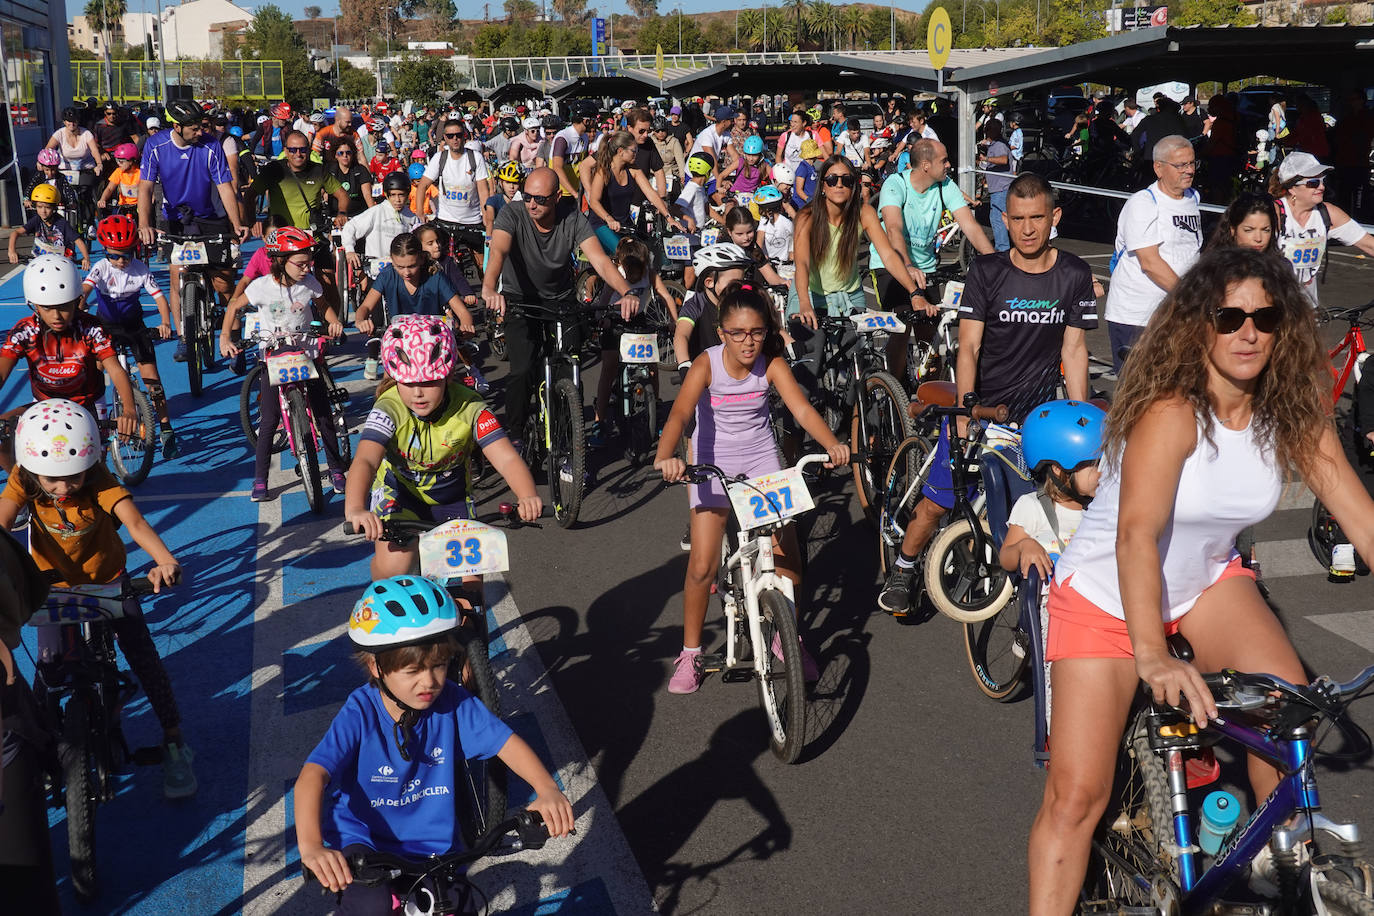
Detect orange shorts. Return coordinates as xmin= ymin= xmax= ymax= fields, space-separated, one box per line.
xmin=1046 ymin=555 xmax=1254 ymax=662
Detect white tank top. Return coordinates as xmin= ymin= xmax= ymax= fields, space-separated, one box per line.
xmin=1278 ymin=202 xmax=1327 ymax=306
xmin=50 ymin=128 xmax=96 ymax=170
xmin=1054 ymin=414 xmax=1282 ymax=623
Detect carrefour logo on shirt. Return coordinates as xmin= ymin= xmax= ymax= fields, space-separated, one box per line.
xmin=998 ymin=296 xmax=1065 ymax=324
xmin=371 ymin=765 xmax=399 ymax=784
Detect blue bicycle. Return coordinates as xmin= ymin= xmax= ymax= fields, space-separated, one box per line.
xmin=1084 ymin=657 xmax=1374 ymax=915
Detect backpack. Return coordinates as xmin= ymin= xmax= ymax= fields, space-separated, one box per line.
xmin=433 ymin=147 xmax=481 ymax=205
xmin=1108 ymin=186 xmax=1199 ymax=275
xmin=1274 ymin=197 xmax=1333 ymax=284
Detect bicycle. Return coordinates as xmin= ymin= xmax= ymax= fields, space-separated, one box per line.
xmin=305 ymin=810 xmax=560 ymax=915
xmin=28 ymin=575 xmax=174 ymax=903
xmin=604 ymin=310 xmax=668 ymax=466
xmin=933 ymin=208 xmax=975 ymax=272
xmin=332 ymin=227 xmax=363 ymax=322
xmin=161 ymin=231 xmax=238 ymax=397
xmin=572 ymin=224 xmax=683 ymax=370
xmin=904 ymin=274 xmax=965 ymax=389
xmin=97 ymin=326 xmax=158 ymax=487
xmin=677 ymin=453 xmax=829 ymax=764
xmin=1084 ymin=656 xmax=1374 ymax=915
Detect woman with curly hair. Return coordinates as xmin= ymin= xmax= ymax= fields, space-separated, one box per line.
xmin=1026 ymin=247 xmax=1374 ymax=915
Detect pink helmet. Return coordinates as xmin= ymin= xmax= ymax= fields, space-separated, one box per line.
xmin=113 ymin=142 xmax=138 ymax=160
xmin=410 ymin=149 xmax=427 ymax=161
xmin=36 ymin=148 xmax=59 ymax=167
xmin=380 ymin=315 xmax=455 ymax=383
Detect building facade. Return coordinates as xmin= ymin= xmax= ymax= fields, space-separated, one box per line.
xmin=70 ymin=0 xmax=254 ymax=60
xmin=2 ymin=0 xmax=72 ymax=226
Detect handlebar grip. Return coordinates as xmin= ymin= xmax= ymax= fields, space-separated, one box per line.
xmin=341 ymin=522 xmax=360 ymax=536
xmin=970 ymin=404 xmax=1009 ymax=423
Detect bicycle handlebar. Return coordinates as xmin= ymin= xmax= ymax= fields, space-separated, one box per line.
xmin=340 ymin=503 xmax=541 ymax=540
xmin=678 ymin=452 xmax=831 ymax=487
xmin=47 ymin=575 xmax=169 ymax=599
xmin=920 ymin=402 xmax=1010 ymax=423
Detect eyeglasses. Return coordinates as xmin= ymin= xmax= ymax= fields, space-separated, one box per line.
xmin=1294 ymin=177 xmax=1324 ymax=189
xmin=526 ymin=192 xmax=556 ymax=205
xmin=1212 ymin=305 xmax=1282 ymax=335
xmin=824 ymin=173 xmax=856 ymax=188
xmin=106 ymin=252 xmax=130 ymax=262
xmin=336 ymin=149 xmax=352 ymax=156
xmin=721 ymin=328 xmax=768 ymax=342
xmin=1163 ymin=159 xmax=1198 ymax=172
xmin=285 ymin=145 xmax=309 ymax=153
xmin=286 ymin=255 xmax=313 ymax=269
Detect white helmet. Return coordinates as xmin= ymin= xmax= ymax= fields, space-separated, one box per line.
xmin=15 ymin=399 xmax=101 ymax=477
xmin=1256 ymin=128 xmax=1270 ymax=141
xmin=692 ymin=242 xmax=752 ymax=276
xmin=23 ymin=255 xmax=80 ymax=307
xmin=771 ymin=161 xmax=795 ymax=185
xmin=522 ymin=116 xmax=540 ymax=130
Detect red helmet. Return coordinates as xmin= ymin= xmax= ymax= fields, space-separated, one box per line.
xmin=264 ymin=226 xmax=315 ymax=255
xmin=97 ymin=215 xmax=138 ymax=251
xmin=376 ymin=101 xmax=389 ymax=113
xmin=270 ymin=102 xmax=292 ymax=121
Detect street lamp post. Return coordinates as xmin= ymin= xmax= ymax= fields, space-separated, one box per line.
xmin=677 ymin=4 xmax=682 ymax=54
xmin=890 ymin=1 xmax=895 ymax=50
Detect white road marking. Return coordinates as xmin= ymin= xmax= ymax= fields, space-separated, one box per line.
xmin=1254 ymin=537 xmax=1325 ymax=580
xmin=1308 ymin=609 xmax=1374 ymax=653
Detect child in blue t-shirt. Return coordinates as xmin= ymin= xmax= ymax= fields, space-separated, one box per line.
xmin=295 ymin=575 xmax=574 ymax=907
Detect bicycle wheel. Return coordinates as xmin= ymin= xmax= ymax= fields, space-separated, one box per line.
xmin=652 ymin=282 xmax=685 ymax=370
xmin=573 ymin=266 xmax=601 ymax=306
xmin=1310 ymin=497 xmax=1343 ymax=567
xmin=287 ymin=387 xmax=324 ymax=514
xmin=197 ymin=296 xmax=216 ymax=374
xmin=963 ymin=587 xmax=1031 ymax=701
xmin=1314 ymin=869 xmax=1374 ymax=916
xmin=819 ymin=364 xmax=846 ymax=435
xmin=321 ymin=365 xmax=352 ymax=464
xmin=240 ymin=364 xmax=288 ymax=453
xmin=452 ymin=625 xmax=508 ymax=849
xmin=624 ymin=369 xmax=657 ymax=465
xmin=106 ymin=386 xmax=156 ymax=487
xmin=546 ymin=378 xmax=585 ymax=528
xmin=756 ymin=588 xmax=807 ymax=764
xmin=1082 ymin=714 xmax=1178 ymax=911
xmin=878 ymin=435 xmax=935 ymax=573
xmin=958 ymin=234 xmax=975 ymax=274
xmin=851 ymin=370 xmax=915 ymax=525
xmin=182 ymin=284 xmax=203 ymax=397
xmin=60 ymin=693 xmax=99 ymax=903
xmin=924 ymin=516 xmax=1015 ymax=623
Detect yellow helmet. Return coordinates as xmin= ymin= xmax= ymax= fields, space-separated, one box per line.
xmin=29 ymin=183 xmax=59 ymax=206
xmin=496 ymin=161 xmax=522 ymax=183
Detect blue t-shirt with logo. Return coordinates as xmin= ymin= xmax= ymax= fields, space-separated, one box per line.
xmin=793 ymin=160 xmax=817 ymax=209
xmin=140 ymin=130 xmax=233 ymax=221
xmin=307 ymin=681 xmax=512 ymax=856
xmin=372 ymin=264 xmax=459 ymax=316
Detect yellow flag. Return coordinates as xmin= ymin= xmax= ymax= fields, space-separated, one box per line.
xmin=656 ymin=43 xmax=665 ymax=80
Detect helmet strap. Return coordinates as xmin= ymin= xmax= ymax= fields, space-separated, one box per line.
xmin=377 ymin=672 xmax=421 ymax=761
xmin=1047 ymin=470 xmax=1092 ymax=509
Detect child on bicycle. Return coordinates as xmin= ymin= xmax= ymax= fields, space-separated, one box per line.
xmin=294 ymin=574 xmax=575 ymax=908
xmin=343 ymin=315 xmax=540 ymax=579
xmin=672 ymin=243 xmax=754 ymax=377
xmin=79 ymin=215 xmax=178 ymax=459
xmin=342 ymin=171 xmax=420 ymax=299
xmin=0 ymin=256 xmax=139 ymax=472
xmin=589 ymin=236 xmax=660 ymax=448
xmin=95 ymin=143 xmax=141 ymax=215
xmin=415 ymin=224 xmax=488 ymax=393
xmin=757 ymin=187 xmax=795 ymax=265
xmin=0 ymin=399 xmax=195 ymax=798
xmin=723 ymin=206 xmax=789 ymax=290
xmin=8 ymin=184 xmax=90 ymax=268
xmin=24 ymin=148 xmax=79 ymax=219
xmin=653 ymin=282 xmax=848 ymax=694
xmin=407 ymin=162 xmax=436 ymax=221
xmin=218 ymin=226 xmax=347 ymax=503
xmin=483 ymin=161 xmax=523 ymax=234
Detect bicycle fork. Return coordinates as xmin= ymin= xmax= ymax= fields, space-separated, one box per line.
xmin=715 ymin=538 xmax=796 ymax=683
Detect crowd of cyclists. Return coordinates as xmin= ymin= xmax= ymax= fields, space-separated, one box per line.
xmin=0 ymin=84 xmax=1372 ymax=915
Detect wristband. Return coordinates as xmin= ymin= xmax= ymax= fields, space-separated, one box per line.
xmin=677 ymin=361 xmax=692 ymax=372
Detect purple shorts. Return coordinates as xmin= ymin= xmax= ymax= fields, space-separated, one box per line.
xmin=689 ymin=446 xmax=782 ymax=509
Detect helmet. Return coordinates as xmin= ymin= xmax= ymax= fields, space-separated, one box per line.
xmin=411 ymin=148 xmax=428 ymax=160
xmin=753 ymin=185 xmax=783 ymax=206
xmin=370 ymin=118 xmax=387 ymax=132
xmin=14 ymin=399 xmax=101 ymax=478
xmin=499 ymin=104 xmax=516 ymax=116
xmin=229 ymin=125 xmax=243 ymax=138
xmin=407 ymin=162 xmax=425 ymax=180
xmin=742 ymin=135 xmax=765 ymax=155
xmin=771 ymin=161 xmax=794 ymax=185
xmin=380 ymin=314 xmax=456 ymax=383
xmin=522 ymin=116 xmax=540 ymax=130
xmin=542 ymin=114 xmax=562 ymax=131
xmin=501 ymin=117 xmax=519 ymax=133
xmin=496 ymin=161 xmax=522 ymax=183
xmin=145 ymin=116 xmax=160 ymax=129
xmin=270 ymin=101 xmax=292 ymax=120
xmin=382 ymin=171 xmax=409 ymax=194
xmin=348 ymin=575 xmax=458 ymax=651
xmin=97 ymin=214 xmax=138 ymax=250
xmin=324 ymin=107 xmax=337 ymax=119
xmin=112 ymin=142 xmax=138 ymax=160
xmin=686 ymin=153 xmax=713 ymax=177
xmin=651 ymin=116 xmax=668 ymax=132
xmin=1020 ymin=400 xmax=1107 ymax=476
xmin=309 ymin=112 xmax=326 ymax=125
xmin=164 ymin=99 xmax=203 ymax=125
xmin=375 ymin=140 xmax=391 ymax=153
xmin=29 ymin=183 xmax=59 ymax=206
xmin=36 ymin=148 xmax=60 ymax=168
xmin=23 ymin=254 xmax=80 ymax=306
xmin=264 ymin=226 xmax=315 ymax=255
xmin=692 ymin=242 xmax=751 ymax=276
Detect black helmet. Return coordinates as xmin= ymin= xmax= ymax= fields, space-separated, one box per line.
xmin=501 ymin=116 xmax=519 ymax=132
xmin=381 ymin=171 xmax=409 ymax=194
xmin=542 ymin=114 xmax=563 ymax=131
xmin=165 ymin=99 xmax=204 ymax=126
xmin=651 ymin=116 xmax=668 ymax=132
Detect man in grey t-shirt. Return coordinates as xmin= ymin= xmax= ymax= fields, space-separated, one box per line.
xmin=482 ymin=167 xmax=639 ymax=441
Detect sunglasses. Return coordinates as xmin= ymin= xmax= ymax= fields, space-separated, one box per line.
xmin=336 ymin=149 xmax=352 ymax=155
xmin=1293 ymin=177 xmax=1324 ymax=189
xmin=106 ymin=252 xmax=131 ymax=262
xmin=445 ymin=132 xmax=462 ymax=139
xmin=526 ymin=193 xmax=556 ymax=205
xmin=1212 ymin=305 xmax=1282 ymax=335
xmin=824 ymin=173 xmax=856 ymax=188
xmin=721 ymin=328 xmax=768 ymax=342
xmin=285 ymin=145 xmax=309 ymax=153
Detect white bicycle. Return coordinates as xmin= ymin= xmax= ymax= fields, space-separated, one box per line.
xmin=681 ymin=453 xmax=828 ymax=764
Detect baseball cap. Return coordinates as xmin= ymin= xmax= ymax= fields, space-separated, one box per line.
xmin=714 ymin=105 xmax=736 ymax=122
xmin=800 ymin=138 xmax=821 ymax=159
xmin=1277 ymin=151 xmax=1333 ymax=186
xmin=670 ymin=105 xmax=681 ymax=114
xmin=146 ymin=116 xmax=160 ymax=128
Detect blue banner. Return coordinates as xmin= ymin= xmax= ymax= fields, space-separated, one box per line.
xmin=592 ymin=17 xmax=607 ymax=57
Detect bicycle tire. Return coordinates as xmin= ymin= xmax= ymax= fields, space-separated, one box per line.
xmin=198 ymin=296 xmax=216 ymax=374
xmin=878 ymin=434 xmax=935 ymax=573
xmin=963 ymin=589 xmax=1031 ymax=701
xmin=573 ymin=266 xmax=601 ymax=306
xmin=1315 ymin=870 xmax=1374 ymax=916
xmin=240 ymin=364 xmax=287 ymax=453
xmin=182 ymin=284 xmax=203 ymax=397
xmin=624 ymin=368 xmax=657 ymax=465
xmin=60 ymin=693 xmax=99 ymax=903
xmin=653 ymin=282 xmax=685 ymax=370
xmin=321 ymin=365 xmax=352 ymax=465
xmin=453 ymin=626 xmax=508 ymax=849
xmin=819 ymin=364 xmax=847 ymax=435
xmin=756 ymin=588 xmax=807 ymax=764
xmin=547 ymin=378 xmax=585 ymax=528
xmin=924 ymin=516 xmax=1015 ymax=623
xmin=287 ymin=387 xmax=325 ymax=514
xmin=106 ymin=386 xmax=156 ymax=487
xmin=851 ymin=370 xmax=916 ymax=526
xmin=958 ymin=233 xmax=975 ymax=274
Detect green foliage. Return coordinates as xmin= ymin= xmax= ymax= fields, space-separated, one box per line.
xmin=68 ymin=42 xmax=99 ymax=61
xmin=392 ymin=53 xmax=465 ymax=100
xmin=637 ymin=13 xmax=711 ymax=53
xmin=467 ymin=21 xmax=591 ymax=56
xmin=83 ymin=0 xmax=126 ymax=34
xmin=504 ymin=0 xmax=538 ymax=24
xmin=241 ymin=3 xmax=321 ymax=107
xmin=627 ymin=0 xmax=658 ymax=16
xmin=1171 ymin=0 xmax=1255 ymax=27
xmin=303 ymin=5 xmax=322 ymax=18
xmin=337 ymin=59 xmax=376 ymax=98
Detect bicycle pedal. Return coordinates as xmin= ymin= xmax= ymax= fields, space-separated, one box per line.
xmin=720 ymin=666 xmax=754 ymax=684
xmin=698 ymin=652 xmax=727 ymax=674
xmin=1328 ymin=567 xmax=1356 ymax=584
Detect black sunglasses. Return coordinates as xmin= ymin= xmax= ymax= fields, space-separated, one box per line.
xmin=824 ymin=173 xmax=856 ymax=188
xmin=445 ymin=132 xmax=462 ymax=139
xmin=1212 ymin=305 xmax=1282 ymax=335
xmin=526 ymin=192 xmax=556 ymax=205
xmin=1293 ymin=177 xmax=1324 ymax=189
xmin=285 ymin=145 xmax=309 ymax=153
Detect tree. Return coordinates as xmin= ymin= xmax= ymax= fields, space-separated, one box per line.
xmin=765 ymin=7 xmax=795 ymax=49
xmin=840 ymin=5 xmax=870 ymax=50
xmin=84 ymin=0 xmax=125 ymax=100
xmin=552 ymin=0 xmax=589 ymax=25
xmin=1171 ymin=0 xmax=1254 ymax=27
xmin=807 ymin=1 xmax=840 ymax=49
xmin=303 ymin=4 xmax=322 ymax=18
xmin=242 ymin=4 xmax=321 ymax=108
xmin=504 ymin=0 xmax=538 ymax=25
xmin=392 ymin=53 xmax=464 ymax=100
xmin=703 ymin=18 xmax=733 ymax=51
xmin=337 ymin=59 xmax=376 ymax=98
xmin=340 ymin=0 xmax=400 ymax=52
xmin=783 ymin=0 xmax=809 ymax=45
xmin=627 ymin=0 xmax=657 ymax=17
xmin=737 ymin=9 xmax=761 ymax=48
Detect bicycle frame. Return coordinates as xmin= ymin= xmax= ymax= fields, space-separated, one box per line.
xmin=1326 ymin=322 xmax=1366 ymax=408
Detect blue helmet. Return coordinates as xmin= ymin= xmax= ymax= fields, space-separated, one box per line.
xmin=348 ymin=575 xmax=458 ymax=651
xmin=229 ymin=125 xmax=243 ymax=137
xmin=324 ymin=106 xmax=337 ymax=119
xmin=753 ymin=185 xmax=783 ymax=206
xmin=407 ymin=162 xmax=425 ymax=181
xmin=742 ymin=134 xmax=765 ymax=155
xmin=1021 ymin=400 xmax=1106 ymax=475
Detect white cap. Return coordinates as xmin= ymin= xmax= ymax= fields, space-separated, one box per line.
xmin=1276 ymin=151 xmax=1332 ymax=186
xmin=146 ymin=116 xmax=160 ymax=128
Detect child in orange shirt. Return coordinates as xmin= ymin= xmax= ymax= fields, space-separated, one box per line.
xmin=96 ymin=143 xmax=142 ymax=214
xmin=407 ymin=162 xmax=437 ymax=220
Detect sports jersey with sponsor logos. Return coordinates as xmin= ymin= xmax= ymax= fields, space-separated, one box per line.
xmin=82 ymin=258 xmax=163 ymax=324
xmin=0 ymin=312 xmax=115 ymax=408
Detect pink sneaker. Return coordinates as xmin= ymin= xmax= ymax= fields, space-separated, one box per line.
xmin=771 ymin=632 xmax=820 ymax=683
xmin=668 ymin=651 xmax=704 ymax=694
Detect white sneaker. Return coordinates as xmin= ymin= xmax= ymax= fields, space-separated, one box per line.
xmin=1330 ymin=543 xmax=1357 ymax=583
xmin=363 ymin=357 xmax=379 ymax=381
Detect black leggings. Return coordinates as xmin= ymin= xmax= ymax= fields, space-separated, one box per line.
xmin=112 ymin=596 xmax=181 ymax=733
xmin=254 ymin=369 xmax=343 ymax=481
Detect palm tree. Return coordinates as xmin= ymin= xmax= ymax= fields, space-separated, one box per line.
xmin=766 ymin=8 xmax=795 ymax=50
xmin=782 ymin=0 xmax=808 ymax=46
xmin=737 ymin=8 xmax=761 ymax=49
xmin=808 ymin=0 xmax=840 ymax=50
xmin=84 ymin=0 xmax=126 ymax=99
xmin=840 ymin=5 xmax=868 ymax=50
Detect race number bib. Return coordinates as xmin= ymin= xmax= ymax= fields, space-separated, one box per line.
xmin=619 ymin=332 xmax=658 ymax=364
xmin=31 ymin=235 xmax=63 ymax=257
xmin=241 ymin=312 xmax=263 ymax=340
xmin=170 ymin=241 xmax=208 ymax=266
xmin=34 ymin=585 xmax=129 ymax=626
xmin=849 ymin=310 xmax=906 ymax=333
xmin=664 ymin=235 xmax=693 ymax=262
xmin=735 ymin=191 xmax=754 ymax=208
xmin=728 ymin=466 xmax=815 ymax=529
xmin=699 ymin=227 xmax=721 ymax=246
xmin=445 ymin=186 xmax=472 ymax=204
xmin=418 ymin=519 xmax=510 ymax=578
xmin=1287 ymin=238 xmax=1322 ymax=274
xmin=942 ymin=280 xmax=965 ymax=310
xmin=266 ymin=351 xmax=319 ymax=385
xmin=629 ymin=204 xmax=642 ymax=224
